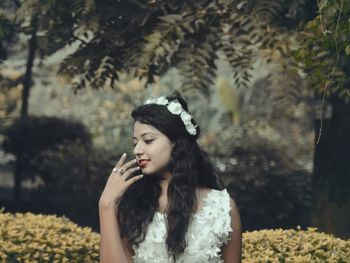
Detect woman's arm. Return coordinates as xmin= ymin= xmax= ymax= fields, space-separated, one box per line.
xmin=222 ymin=197 xmax=242 ymax=263
xmin=99 ymin=153 xmax=143 ymax=263
xmin=99 ymin=200 xmax=132 ymax=263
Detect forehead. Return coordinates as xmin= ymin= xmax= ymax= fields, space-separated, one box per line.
xmin=133 ymin=121 xmax=160 ymax=138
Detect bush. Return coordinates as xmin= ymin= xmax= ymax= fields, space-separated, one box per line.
xmin=0 ymin=116 xmax=104 ymax=229
xmin=2 ymin=116 xmax=92 ymax=182
xmin=1 ymin=211 xmax=349 ymax=262
xmin=218 ymin=136 xmax=312 ymax=230
xmin=243 ymin=228 xmax=350 ymax=262
xmin=28 ymin=144 xmax=119 ymax=230
xmin=204 ymin=123 xmax=313 ymax=231
xmin=0 ymin=210 xmax=99 ymax=262
xmin=2 ymin=116 xmax=91 ymax=156
xmin=2 ymin=118 xmax=126 ymax=231
xmin=226 ymin=168 xmax=312 ymax=231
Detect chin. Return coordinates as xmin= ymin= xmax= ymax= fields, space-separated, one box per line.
xmin=142 ymin=168 xmax=164 ymax=178
xmin=141 ymin=167 xmax=154 ymax=175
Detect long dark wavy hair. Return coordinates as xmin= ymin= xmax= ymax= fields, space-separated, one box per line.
xmin=117 ymin=95 xmax=223 ymax=260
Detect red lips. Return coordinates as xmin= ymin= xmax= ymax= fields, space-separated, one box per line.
xmin=138 ymin=159 xmax=150 ymax=167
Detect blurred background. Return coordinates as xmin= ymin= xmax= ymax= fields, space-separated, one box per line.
xmin=0 ymin=0 xmax=349 ymax=239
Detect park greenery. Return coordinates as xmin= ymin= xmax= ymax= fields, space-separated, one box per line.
xmin=294 ymin=0 xmax=350 ymax=239
xmin=12 ymin=0 xmax=306 ymax=93
xmin=295 ymin=0 xmax=350 ymax=100
xmin=0 ymin=0 xmax=349 ymax=256
xmin=0 ymin=210 xmax=349 ymax=262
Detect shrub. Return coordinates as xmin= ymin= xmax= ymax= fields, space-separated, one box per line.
xmin=227 ymin=168 xmax=312 ymax=231
xmin=2 ymin=116 xmax=91 ymax=156
xmin=1 ymin=116 xmax=91 ymax=182
xmin=218 ymin=136 xmax=312 ymax=230
xmin=204 ymin=123 xmax=313 ymax=231
xmin=1 ymin=211 xmax=349 ymax=262
xmin=28 ymin=144 xmax=118 ymax=230
xmin=243 ymin=227 xmax=350 ymax=262
xmin=0 ymin=210 xmax=99 ymax=262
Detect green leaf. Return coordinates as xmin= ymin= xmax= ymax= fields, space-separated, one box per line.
xmin=345 ymin=45 xmax=350 ymax=56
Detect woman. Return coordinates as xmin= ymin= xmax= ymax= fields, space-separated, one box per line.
xmin=99 ymin=95 xmax=242 ymax=263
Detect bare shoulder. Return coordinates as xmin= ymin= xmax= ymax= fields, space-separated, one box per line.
xmin=197 ymin=187 xmax=230 ymax=198
xmin=195 ymin=187 xmax=211 ymax=212
xmin=229 ymin=196 xmax=240 ymax=219
xmin=229 ymin=195 xmax=238 ymax=209
xmin=227 ymin=195 xmax=241 ymax=235
xmin=197 ymin=187 xmax=217 ymax=200
xmin=198 ymin=187 xmax=212 ymax=195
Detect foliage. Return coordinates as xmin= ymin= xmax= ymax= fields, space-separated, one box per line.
xmin=1 ymin=118 xmax=131 ymax=229
xmin=294 ymin=0 xmax=350 ymax=102
xmin=22 ymin=77 xmax=147 ymax=149
xmin=0 ymin=8 xmax=15 ymax=62
xmin=10 ymin=0 xmax=307 ymax=102
xmin=221 ymin=129 xmax=311 ymax=230
xmin=0 ymin=210 xmax=99 ymax=262
xmin=27 ymin=142 xmax=120 ymax=229
xmin=14 ymin=0 xmax=79 ymax=57
xmin=2 ymin=116 xmax=91 ymax=155
xmin=0 ymin=85 xmax=21 ymax=120
xmin=1 ymin=116 xmax=91 ymax=180
xmin=227 ymin=164 xmax=312 ymax=230
xmin=199 ymin=117 xmax=313 ymax=230
xmin=1 ymin=210 xmax=349 ymax=262
xmin=242 ymin=227 xmax=350 ymax=262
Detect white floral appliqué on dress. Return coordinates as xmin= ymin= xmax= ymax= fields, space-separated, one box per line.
xmin=132 ymin=189 xmax=233 ymax=263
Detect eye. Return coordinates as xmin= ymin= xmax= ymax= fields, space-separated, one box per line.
xmin=145 ymin=139 xmax=154 ymax=144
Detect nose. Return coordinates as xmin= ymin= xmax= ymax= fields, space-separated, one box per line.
xmin=133 ymin=142 xmax=144 ymax=157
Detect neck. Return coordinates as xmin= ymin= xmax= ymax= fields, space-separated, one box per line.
xmin=160 ymin=171 xmax=172 ymax=195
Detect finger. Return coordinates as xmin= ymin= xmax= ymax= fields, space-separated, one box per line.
xmin=126 ymin=174 xmax=144 ymax=185
xmin=115 ymin=153 xmax=127 ymax=168
xmin=120 ymin=159 xmax=138 ymax=172
xmin=128 ymin=166 xmax=141 ymax=174
xmin=120 ymin=165 xmax=140 ymax=179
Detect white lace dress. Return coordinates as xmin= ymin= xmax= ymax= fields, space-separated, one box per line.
xmin=132 ymin=189 xmax=233 ymax=263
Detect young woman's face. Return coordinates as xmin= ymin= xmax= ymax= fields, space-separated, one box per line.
xmin=133 ymin=121 xmax=174 ymax=175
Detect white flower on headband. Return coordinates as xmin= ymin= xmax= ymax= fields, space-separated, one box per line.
xmin=180 ymin=111 xmax=192 ymax=125
xmin=186 ymin=125 xmax=197 ymax=135
xmin=156 ymin=96 xmax=168 ymax=105
xmin=145 ymin=96 xmax=168 ymax=105
xmin=143 ymin=96 xmax=198 ymax=136
xmin=168 ymin=101 xmax=183 ymax=115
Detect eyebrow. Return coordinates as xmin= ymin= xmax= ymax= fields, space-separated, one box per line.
xmin=133 ymin=132 xmax=158 ymax=140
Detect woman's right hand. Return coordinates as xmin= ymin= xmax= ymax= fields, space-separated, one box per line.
xmin=99 ymin=153 xmax=143 ymax=208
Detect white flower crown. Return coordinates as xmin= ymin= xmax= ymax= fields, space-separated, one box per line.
xmin=144 ymin=96 xmax=198 ymax=135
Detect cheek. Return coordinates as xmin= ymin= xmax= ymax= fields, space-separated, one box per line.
xmin=163 ymin=146 xmax=173 ymax=164
xmin=155 ymin=145 xmax=172 ymax=163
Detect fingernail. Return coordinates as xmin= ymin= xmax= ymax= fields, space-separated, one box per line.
xmin=140 ymin=174 xmax=144 ymax=178
xmin=122 ymin=153 xmax=126 ymax=157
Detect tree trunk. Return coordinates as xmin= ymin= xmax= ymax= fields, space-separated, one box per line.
xmin=312 ymin=95 xmax=350 ymax=239
xmin=13 ymin=16 xmax=37 ymax=209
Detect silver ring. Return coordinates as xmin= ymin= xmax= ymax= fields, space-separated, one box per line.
xmin=118 ymin=168 xmax=125 ymax=175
